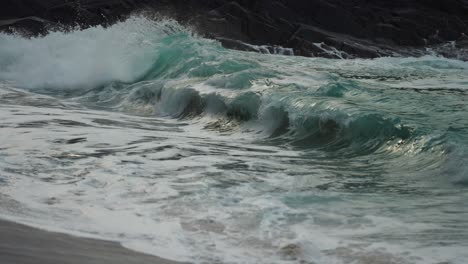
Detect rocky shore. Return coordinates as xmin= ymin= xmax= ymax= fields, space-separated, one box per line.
xmin=1 ymin=0 xmax=468 ymax=59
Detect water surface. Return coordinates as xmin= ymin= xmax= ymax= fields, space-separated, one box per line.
xmin=0 ymin=17 xmax=467 ymax=264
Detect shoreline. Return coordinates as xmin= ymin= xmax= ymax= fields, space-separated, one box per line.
xmin=0 ymin=218 xmax=185 ymax=264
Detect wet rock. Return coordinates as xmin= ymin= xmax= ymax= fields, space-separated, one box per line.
xmin=0 ymin=16 xmax=52 ymax=35
xmin=279 ymin=243 xmax=303 ymax=260
xmin=456 ymin=33 xmax=468 ymax=48
xmin=1 ymin=0 xmax=467 ymax=59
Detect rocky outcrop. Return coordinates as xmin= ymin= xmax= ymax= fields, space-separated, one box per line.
xmin=1 ymin=0 xmax=468 ymax=59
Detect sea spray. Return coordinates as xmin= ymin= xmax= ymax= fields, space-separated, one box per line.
xmin=1 ymin=15 xmax=468 ymax=264
xmin=0 ymin=17 xmax=190 ymax=90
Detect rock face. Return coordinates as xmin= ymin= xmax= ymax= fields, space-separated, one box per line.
xmin=1 ymin=0 xmax=468 ymax=59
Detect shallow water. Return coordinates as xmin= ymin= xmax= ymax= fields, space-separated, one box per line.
xmin=1 ymin=17 xmax=468 ymax=264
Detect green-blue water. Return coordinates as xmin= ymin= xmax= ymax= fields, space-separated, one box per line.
xmin=0 ymin=16 xmax=467 ymax=264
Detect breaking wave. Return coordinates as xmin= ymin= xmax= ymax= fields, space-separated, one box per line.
xmin=2 ymin=16 xmax=467 ymax=159
xmin=1 ymin=15 xmax=468 ymax=264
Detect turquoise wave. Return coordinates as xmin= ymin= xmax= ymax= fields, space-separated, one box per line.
xmin=1 ymin=16 xmax=468 ymax=184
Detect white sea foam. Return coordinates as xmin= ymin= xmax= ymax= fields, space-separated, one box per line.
xmin=1 ymin=15 xmax=468 ymax=264
xmin=0 ymin=17 xmax=184 ymax=90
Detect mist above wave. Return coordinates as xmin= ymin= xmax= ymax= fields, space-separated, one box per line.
xmin=0 ymin=16 xmax=190 ymax=90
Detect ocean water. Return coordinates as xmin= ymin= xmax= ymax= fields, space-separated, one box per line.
xmin=1 ymin=16 xmax=468 ymax=264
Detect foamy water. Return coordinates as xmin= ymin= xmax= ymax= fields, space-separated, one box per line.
xmin=1 ymin=16 xmax=468 ymax=264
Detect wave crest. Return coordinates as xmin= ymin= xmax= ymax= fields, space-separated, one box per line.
xmin=0 ymin=16 xmax=188 ymax=90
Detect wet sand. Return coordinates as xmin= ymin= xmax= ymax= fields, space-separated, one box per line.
xmin=0 ymin=219 xmax=185 ymax=264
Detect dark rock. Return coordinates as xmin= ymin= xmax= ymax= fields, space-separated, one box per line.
xmin=0 ymin=16 xmax=52 ymax=35
xmin=456 ymin=33 xmax=468 ymax=48
xmin=279 ymin=243 xmax=303 ymax=261
xmin=1 ymin=0 xmax=467 ymax=59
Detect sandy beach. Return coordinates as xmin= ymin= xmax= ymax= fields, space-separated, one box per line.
xmin=0 ymin=219 xmax=184 ymax=264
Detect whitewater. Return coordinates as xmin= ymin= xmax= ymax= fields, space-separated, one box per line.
xmin=1 ymin=16 xmax=467 ymax=264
